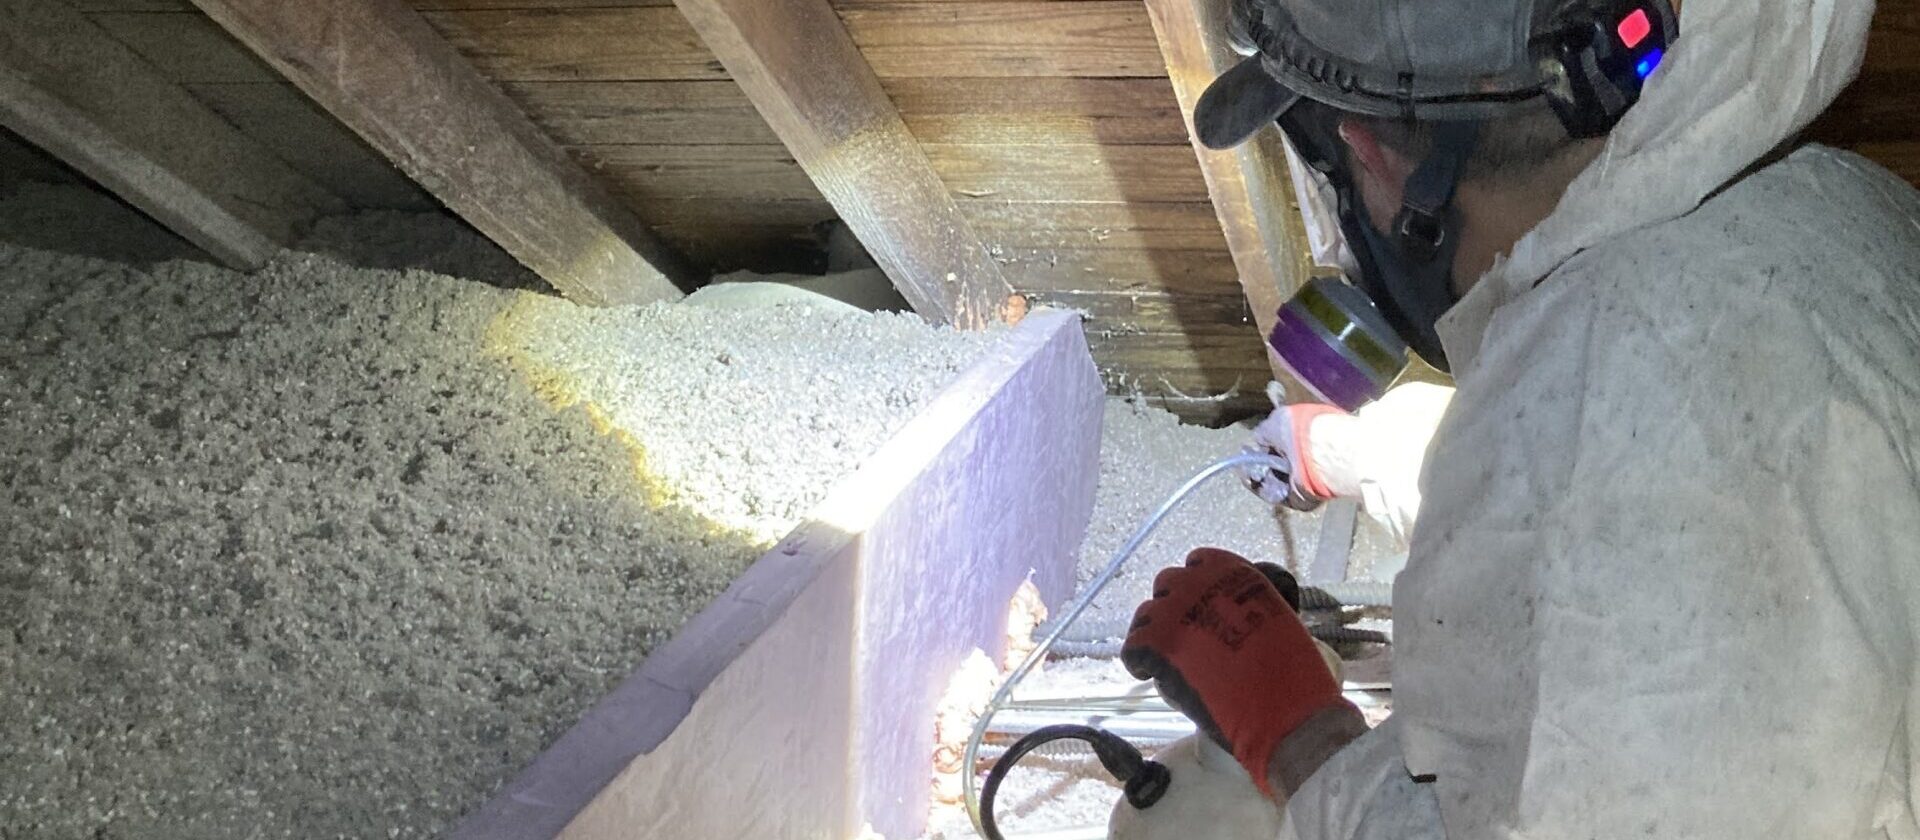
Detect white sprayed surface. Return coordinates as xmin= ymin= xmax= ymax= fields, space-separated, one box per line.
xmin=513 ymin=311 xmax=1104 ymax=840
xmin=853 ymin=312 xmax=1105 ymax=838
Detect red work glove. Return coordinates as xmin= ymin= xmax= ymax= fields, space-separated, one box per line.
xmin=1121 ymin=548 xmax=1353 ymax=797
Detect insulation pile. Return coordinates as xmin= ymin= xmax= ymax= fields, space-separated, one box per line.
xmin=487 ymin=287 xmax=993 ymax=544
xmin=2 ymin=177 xmax=1394 ymax=840
xmin=0 ymin=191 xmax=994 ymax=839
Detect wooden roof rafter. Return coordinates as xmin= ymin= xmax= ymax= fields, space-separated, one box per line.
xmin=0 ymin=0 xmax=345 ymax=270
xmin=1142 ymin=0 xmax=1314 ymax=396
xmin=187 ymin=0 xmax=694 ymax=306
xmin=670 ymin=0 xmax=1023 ymax=329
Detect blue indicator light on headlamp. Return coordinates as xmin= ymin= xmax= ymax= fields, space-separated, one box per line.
xmin=1636 ymin=48 xmax=1663 ymax=79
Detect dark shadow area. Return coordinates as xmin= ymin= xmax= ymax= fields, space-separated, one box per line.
xmin=0 ymin=127 xmax=207 ymax=266
xmin=1052 ymin=76 xmax=1272 ymax=427
xmin=294 ymin=209 xmax=552 ymax=293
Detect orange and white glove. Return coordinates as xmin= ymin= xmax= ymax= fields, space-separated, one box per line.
xmin=1243 ymin=401 xmax=1348 ymax=511
xmin=1247 ymin=382 xmax=1454 ymax=545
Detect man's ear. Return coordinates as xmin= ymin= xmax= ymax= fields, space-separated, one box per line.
xmin=1336 ymin=118 xmax=1408 ymax=186
xmin=1335 ymin=118 xmax=1413 ymax=230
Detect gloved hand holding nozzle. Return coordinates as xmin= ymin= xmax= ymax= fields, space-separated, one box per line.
xmin=1244 ymin=381 xmax=1453 ymax=545
xmin=1243 ymin=397 xmax=1348 ymax=511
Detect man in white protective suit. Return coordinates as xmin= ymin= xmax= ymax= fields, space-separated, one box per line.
xmin=1119 ymin=0 xmax=1920 ymax=836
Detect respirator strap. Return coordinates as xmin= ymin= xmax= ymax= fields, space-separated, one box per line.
xmin=1393 ymin=121 xmax=1479 ymax=264
xmin=1350 ymin=121 xmax=1477 ymax=370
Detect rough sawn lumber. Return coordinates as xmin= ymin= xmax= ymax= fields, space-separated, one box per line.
xmin=189 ymin=0 xmax=693 ymax=306
xmin=0 ymin=0 xmax=342 ymax=269
xmin=1142 ymin=0 xmax=1313 ymax=392
xmin=670 ymin=0 xmax=1018 ymax=328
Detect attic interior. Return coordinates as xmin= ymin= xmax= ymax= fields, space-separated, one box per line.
xmin=1 ymin=0 xmax=1914 ymax=838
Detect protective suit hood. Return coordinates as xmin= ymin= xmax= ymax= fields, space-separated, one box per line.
xmin=1273 ymin=1 xmax=1920 ymax=837
xmin=1436 ymin=0 xmax=1876 ymax=374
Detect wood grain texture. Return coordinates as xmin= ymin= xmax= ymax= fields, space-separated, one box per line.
xmin=85 ymin=11 xmax=440 ymax=210
xmin=959 ymin=199 xmax=1230 ymax=251
xmin=1809 ymin=72 xmax=1920 ymax=148
xmin=185 ymin=82 xmax=436 ymax=210
xmin=995 ymin=246 xmax=1244 ymax=295
xmin=839 ymin=1 xmax=1166 ymax=78
xmin=1806 ymin=0 xmax=1919 ymax=166
xmin=1863 ymin=0 xmax=1920 ymax=73
xmin=1025 ymin=289 xmax=1253 ymax=334
xmin=420 ymin=7 xmax=724 ymax=81
xmin=191 ymin=0 xmax=693 ymax=304
xmin=627 ymin=196 xmax=839 ymax=229
xmin=89 ymin=9 xmax=284 ymax=83
xmin=69 ymin=0 xmax=192 ymax=10
xmin=572 ymin=144 xmax=823 ymax=202
xmin=1085 ymin=327 xmax=1272 ymax=420
xmin=415 ymin=4 xmax=1163 ymax=80
xmin=494 ymin=77 xmax=1203 ymax=160
xmin=923 ymin=143 xmax=1210 ymax=203
xmin=500 ymin=81 xmax=778 ymax=145
xmin=413 ymin=0 xmax=670 ymax=9
xmin=887 ymin=77 xmax=1190 ymax=145
xmin=672 ymin=0 xmax=1015 ymax=327
xmin=0 ymin=0 xmax=342 ymax=268
xmin=651 ymin=225 xmax=827 ymax=274
xmin=1142 ymin=0 xmax=1305 ymax=390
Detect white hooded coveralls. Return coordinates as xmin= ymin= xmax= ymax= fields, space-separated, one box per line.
xmin=1281 ymin=0 xmax=1920 ymax=837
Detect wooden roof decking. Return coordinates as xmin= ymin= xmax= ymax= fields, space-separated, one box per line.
xmin=32 ymin=0 xmax=1920 ymax=424
xmin=405 ymin=0 xmax=1274 ymax=417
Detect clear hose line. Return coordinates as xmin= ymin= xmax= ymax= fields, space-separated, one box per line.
xmin=962 ymin=451 xmax=1291 ymax=838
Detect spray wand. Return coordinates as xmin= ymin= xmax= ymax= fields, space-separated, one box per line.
xmin=963 ymin=452 xmax=1294 ymax=838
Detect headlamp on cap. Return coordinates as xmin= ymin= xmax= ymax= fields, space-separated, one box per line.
xmin=1545 ymin=2 xmax=1680 ymax=136
xmin=1197 ymin=0 xmax=1678 ymax=404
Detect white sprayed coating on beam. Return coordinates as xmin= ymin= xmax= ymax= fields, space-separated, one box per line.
xmin=457 ymin=309 xmax=1104 ymax=840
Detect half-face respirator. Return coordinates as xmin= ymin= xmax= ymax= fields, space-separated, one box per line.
xmin=1205 ymin=0 xmax=1678 ymax=408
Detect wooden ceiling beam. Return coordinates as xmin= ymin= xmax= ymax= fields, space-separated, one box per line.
xmin=1143 ymin=0 xmax=1314 ymax=393
xmin=0 ymin=0 xmax=343 ymax=270
xmin=670 ymin=0 xmax=1019 ymax=329
xmin=188 ymin=0 xmax=693 ymax=307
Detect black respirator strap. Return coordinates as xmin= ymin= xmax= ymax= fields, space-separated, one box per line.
xmin=1394 ymin=122 xmax=1480 ymax=264
xmin=1272 ymin=104 xmax=1476 ymax=371
xmin=1347 ymin=122 xmax=1477 ymax=372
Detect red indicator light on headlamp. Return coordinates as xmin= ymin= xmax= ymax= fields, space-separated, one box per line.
xmin=1617 ymin=8 xmax=1653 ymax=48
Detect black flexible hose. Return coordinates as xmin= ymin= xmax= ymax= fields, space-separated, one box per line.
xmin=980 ymin=724 xmax=1171 ymax=840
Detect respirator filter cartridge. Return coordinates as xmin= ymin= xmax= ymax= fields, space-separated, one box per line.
xmin=1268 ymin=275 xmax=1410 ymax=411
